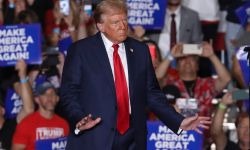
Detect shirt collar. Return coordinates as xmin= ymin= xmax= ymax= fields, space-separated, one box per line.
xmin=101 ymin=32 xmax=125 ymax=52
xmin=167 ymin=6 xmax=181 ymax=17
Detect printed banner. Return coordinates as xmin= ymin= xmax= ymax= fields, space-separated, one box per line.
xmin=235 ymin=2 xmax=250 ymax=27
xmin=4 ymin=88 xmax=22 ymax=119
xmin=32 ymin=74 xmax=47 ymax=92
xmin=127 ymin=0 xmax=167 ymax=29
xmin=58 ymin=37 xmax=72 ymax=56
xmin=235 ymin=45 xmax=249 ymax=86
xmin=0 ymin=24 xmax=42 ymax=66
xmin=147 ymin=121 xmax=203 ymax=150
xmin=36 ymin=137 xmax=67 ymax=150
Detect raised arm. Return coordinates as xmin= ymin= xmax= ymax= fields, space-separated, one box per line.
xmin=0 ymin=0 xmax=4 ymax=25
xmin=15 ymin=59 xmax=34 ymax=123
xmin=56 ymin=52 xmax=65 ymax=81
xmin=77 ymin=10 xmax=90 ymax=40
xmin=202 ymin=42 xmax=231 ymax=92
xmin=155 ymin=43 xmax=184 ymax=80
xmin=210 ymin=93 xmax=233 ymax=150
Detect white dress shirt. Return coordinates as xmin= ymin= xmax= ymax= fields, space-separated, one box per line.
xmin=158 ymin=7 xmax=181 ymax=58
xmin=101 ymin=33 xmax=131 ymax=113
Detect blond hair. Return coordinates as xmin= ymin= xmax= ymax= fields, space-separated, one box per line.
xmin=94 ymin=0 xmax=127 ymax=23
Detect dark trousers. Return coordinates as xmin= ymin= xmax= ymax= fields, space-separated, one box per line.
xmin=112 ymin=117 xmax=136 ymax=150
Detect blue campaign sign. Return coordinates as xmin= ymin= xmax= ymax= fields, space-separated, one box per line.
xmin=35 ymin=137 xmax=67 ymax=150
xmin=235 ymin=2 xmax=250 ymax=27
xmin=58 ymin=36 xmax=72 ymax=56
xmin=236 ymin=46 xmax=249 ymax=86
xmin=0 ymin=24 xmax=42 ymax=66
xmin=32 ymin=74 xmax=47 ymax=92
xmin=127 ymin=0 xmax=167 ymax=29
xmin=147 ymin=121 xmax=203 ymax=150
xmin=4 ymin=88 xmax=22 ymax=119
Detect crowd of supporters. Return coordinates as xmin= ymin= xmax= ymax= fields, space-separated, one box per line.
xmin=0 ymin=0 xmax=249 ymax=149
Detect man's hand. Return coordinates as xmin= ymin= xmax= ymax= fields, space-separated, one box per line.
xmin=201 ymin=42 xmax=215 ymax=58
xmin=171 ymin=43 xmax=185 ymax=58
xmin=221 ymin=92 xmax=233 ymax=106
xmin=180 ymin=114 xmax=211 ymax=134
xmin=15 ymin=59 xmax=27 ymax=79
xmin=132 ymin=25 xmax=145 ymax=39
xmin=75 ymin=114 xmax=101 ymax=133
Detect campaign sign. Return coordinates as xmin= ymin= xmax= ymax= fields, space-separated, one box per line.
xmin=4 ymin=88 xmax=22 ymax=119
xmin=58 ymin=36 xmax=72 ymax=56
xmin=127 ymin=0 xmax=167 ymax=29
xmin=236 ymin=46 xmax=249 ymax=86
xmin=0 ymin=24 xmax=42 ymax=66
xmin=32 ymin=74 xmax=47 ymax=92
xmin=147 ymin=121 xmax=203 ymax=150
xmin=36 ymin=137 xmax=67 ymax=150
xmin=235 ymin=2 xmax=250 ymax=27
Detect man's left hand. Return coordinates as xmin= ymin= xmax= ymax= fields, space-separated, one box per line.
xmin=201 ymin=42 xmax=215 ymax=58
xmin=180 ymin=114 xmax=211 ymax=134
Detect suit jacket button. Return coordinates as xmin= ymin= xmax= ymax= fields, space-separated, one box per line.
xmin=111 ymin=127 xmax=115 ymax=131
xmin=115 ymin=106 xmax=117 ymax=110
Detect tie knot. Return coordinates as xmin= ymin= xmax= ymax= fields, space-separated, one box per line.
xmin=112 ymin=44 xmax=119 ymax=52
xmin=171 ymin=13 xmax=175 ymax=19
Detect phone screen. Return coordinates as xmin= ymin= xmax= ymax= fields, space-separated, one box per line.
xmin=232 ymin=89 xmax=249 ymax=100
xmin=84 ymin=4 xmax=92 ymax=16
xmin=182 ymin=44 xmax=202 ymax=55
xmin=59 ymin=0 xmax=70 ymax=16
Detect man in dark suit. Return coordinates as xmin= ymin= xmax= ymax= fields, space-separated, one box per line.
xmin=60 ymin=0 xmax=210 ymax=150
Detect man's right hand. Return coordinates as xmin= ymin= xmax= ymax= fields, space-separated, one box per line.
xmin=171 ymin=43 xmax=185 ymax=58
xmin=221 ymin=92 xmax=233 ymax=106
xmin=15 ymin=59 xmax=27 ymax=79
xmin=75 ymin=114 xmax=101 ymax=133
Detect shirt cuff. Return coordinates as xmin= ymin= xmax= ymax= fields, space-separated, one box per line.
xmin=164 ymin=51 xmax=174 ymax=61
xmin=177 ymin=128 xmax=183 ymax=135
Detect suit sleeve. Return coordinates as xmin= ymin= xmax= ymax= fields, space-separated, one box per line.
xmin=144 ymin=44 xmax=185 ymax=134
xmin=59 ymin=43 xmax=85 ymax=128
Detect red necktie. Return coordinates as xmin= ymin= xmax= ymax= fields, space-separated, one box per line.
xmin=170 ymin=13 xmax=176 ymax=50
xmin=112 ymin=44 xmax=130 ymax=135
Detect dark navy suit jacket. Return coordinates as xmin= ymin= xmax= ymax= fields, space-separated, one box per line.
xmin=60 ymin=32 xmax=184 ymax=150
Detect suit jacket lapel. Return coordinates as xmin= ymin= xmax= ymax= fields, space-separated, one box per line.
xmin=124 ymin=39 xmax=135 ymax=101
xmin=92 ymin=32 xmax=116 ymax=95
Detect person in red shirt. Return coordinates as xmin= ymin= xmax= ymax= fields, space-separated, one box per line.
xmin=12 ymin=82 xmax=69 ymax=150
xmin=156 ymin=42 xmax=231 ymax=117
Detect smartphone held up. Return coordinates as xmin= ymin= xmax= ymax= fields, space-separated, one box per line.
xmin=232 ymin=89 xmax=249 ymax=101
xmin=182 ymin=44 xmax=203 ymax=55
xmin=59 ymin=0 xmax=70 ymax=16
xmin=84 ymin=4 xmax=92 ymax=16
